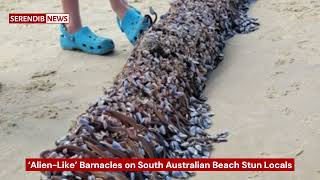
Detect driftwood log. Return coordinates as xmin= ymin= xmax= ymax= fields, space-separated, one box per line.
xmin=41 ymin=0 xmax=258 ymax=179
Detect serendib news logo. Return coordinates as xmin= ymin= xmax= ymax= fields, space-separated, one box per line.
xmin=9 ymin=13 xmax=69 ymax=24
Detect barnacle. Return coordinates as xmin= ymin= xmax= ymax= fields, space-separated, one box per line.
xmin=41 ymin=0 xmax=258 ymax=179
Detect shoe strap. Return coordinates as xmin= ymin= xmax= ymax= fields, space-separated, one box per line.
xmin=117 ymin=7 xmax=157 ymax=33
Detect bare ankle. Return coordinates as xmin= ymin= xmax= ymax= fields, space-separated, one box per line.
xmin=117 ymin=5 xmax=129 ymax=20
xmin=110 ymin=0 xmax=129 ymax=20
xmin=65 ymin=24 xmax=82 ymax=34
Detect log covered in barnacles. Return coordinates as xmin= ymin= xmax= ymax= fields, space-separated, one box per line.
xmin=41 ymin=0 xmax=258 ymax=179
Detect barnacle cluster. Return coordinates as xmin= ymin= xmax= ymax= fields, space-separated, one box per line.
xmin=41 ymin=0 xmax=258 ymax=179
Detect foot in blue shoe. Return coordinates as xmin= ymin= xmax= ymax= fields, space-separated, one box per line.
xmin=59 ymin=24 xmax=115 ymax=55
xmin=117 ymin=7 xmax=156 ymax=45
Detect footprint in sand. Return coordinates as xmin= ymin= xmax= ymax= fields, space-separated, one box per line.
xmin=265 ymin=86 xmax=278 ymax=99
xmin=266 ymin=82 xmax=301 ymax=99
xmin=303 ymin=113 xmax=319 ymax=126
xmin=31 ymin=70 xmax=57 ymax=79
xmin=29 ymin=105 xmax=59 ymax=120
xmin=273 ymin=50 xmax=295 ymax=75
xmin=281 ymin=82 xmax=302 ymax=96
xmin=281 ymin=107 xmax=293 ymax=115
xmin=285 ymin=5 xmax=309 ymax=13
xmin=24 ymin=80 xmax=56 ymax=92
xmin=274 ymin=57 xmax=295 ymax=67
xmin=269 ymin=50 xmax=300 ymax=99
xmin=290 ymin=82 xmax=301 ymax=90
xmin=270 ymin=0 xmax=310 ymax=14
xmin=274 ymin=58 xmax=287 ymax=66
xmin=297 ymin=39 xmax=319 ymax=54
xmin=297 ymin=40 xmax=310 ymax=49
xmin=271 ymin=71 xmax=285 ymax=77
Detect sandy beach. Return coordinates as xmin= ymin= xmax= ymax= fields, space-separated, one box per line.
xmin=0 ymin=0 xmax=319 ymax=179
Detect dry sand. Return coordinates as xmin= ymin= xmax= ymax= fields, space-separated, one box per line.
xmin=0 ymin=0 xmax=319 ymax=179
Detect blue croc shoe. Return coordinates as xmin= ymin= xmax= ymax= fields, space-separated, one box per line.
xmin=59 ymin=24 xmax=115 ymax=55
xmin=117 ymin=7 xmax=157 ymax=45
